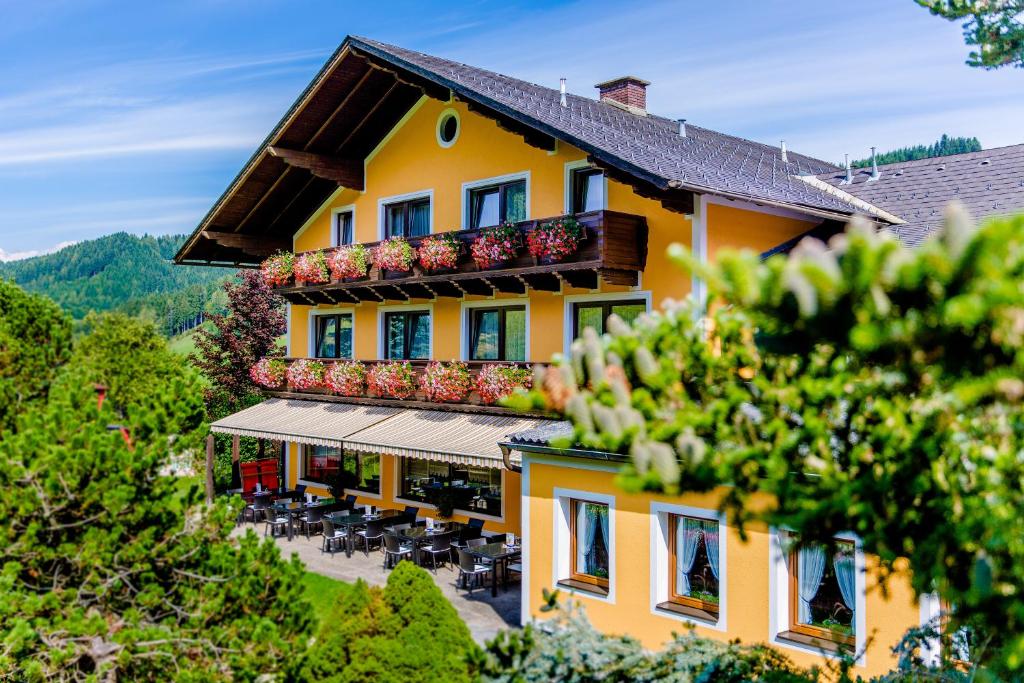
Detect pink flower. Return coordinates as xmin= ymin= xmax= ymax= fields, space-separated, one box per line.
xmin=287 ymin=359 xmax=326 ymax=390
xmin=324 ymin=361 xmax=367 ymax=396
xmin=476 ymin=364 xmax=532 ymax=404
xmin=417 ymin=233 xmax=461 ymax=271
xmin=419 ymin=361 xmax=472 ymax=402
xmin=471 ymin=222 xmax=521 ymax=269
xmin=328 ymin=245 xmax=370 ymax=280
xmin=367 ymin=361 xmax=416 ymax=399
xmin=372 ymin=238 xmax=416 ymax=272
xmin=527 ymin=218 xmax=584 ymax=261
xmin=250 ymin=358 xmax=287 ymax=389
xmin=293 ymin=251 xmax=330 ymax=284
xmin=260 ymin=252 xmax=294 ymax=287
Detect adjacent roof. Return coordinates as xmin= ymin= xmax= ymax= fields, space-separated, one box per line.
xmin=813 ymin=144 xmax=1024 ymax=246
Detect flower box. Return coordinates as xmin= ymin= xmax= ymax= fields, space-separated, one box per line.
xmin=417 ymin=233 xmax=462 ymax=272
xmin=293 ymin=250 xmax=330 ymax=285
xmin=526 ymin=217 xmax=584 ymax=263
xmin=328 ymin=244 xmax=370 ymax=281
xmin=367 ymin=361 xmax=416 ymax=399
xmin=419 ymin=361 xmax=472 ymax=402
xmin=250 ymin=357 xmax=288 ymax=389
xmin=287 ymin=359 xmax=326 ymax=391
xmin=476 ymin=364 xmax=533 ymax=405
xmin=471 ymin=222 xmax=521 ymax=270
xmin=324 ymin=360 xmax=367 ymax=396
xmin=260 ymin=252 xmax=294 ymax=287
xmin=371 ymin=237 xmax=416 ymax=273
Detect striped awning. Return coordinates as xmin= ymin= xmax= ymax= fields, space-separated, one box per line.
xmin=210 ymin=398 xmax=399 ymax=447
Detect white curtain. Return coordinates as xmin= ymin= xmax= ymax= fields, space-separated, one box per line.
xmin=797 ymin=544 xmax=827 ymax=623
xmin=702 ymin=519 xmax=721 ymax=581
xmin=833 ymin=550 xmax=856 ymax=620
xmin=577 ymin=503 xmax=599 ymax=574
xmin=597 ymin=507 xmax=609 ymax=564
xmin=675 ymin=518 xmax=702 ymax=595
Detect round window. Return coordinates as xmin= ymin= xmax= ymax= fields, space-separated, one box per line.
xmin=437 ymin=110 xmax=459 ymax=147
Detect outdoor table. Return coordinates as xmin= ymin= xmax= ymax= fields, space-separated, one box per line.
xmin=468 ymin=541 xmax=522 ymax=597
xmin=326 ymin=509 xmax=404 ymax=557
xmin=271 ymin=499 xmax=331 ymax=541
xmin=396 ymin=523 xmax=463 ymax=564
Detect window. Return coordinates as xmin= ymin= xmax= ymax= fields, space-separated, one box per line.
xmin=572 ymin=299 xmax=647 ymax=338
xmin=384 ymin=310 xmax=430 ymax=360
xmin=670 ymin=515 xmax=721 ymax=615
xmin=343 ymin=452 xmax=381 ymax=495
xmin=398 ymin=458 xmax=503 ymax=516
xmin=468 ymin=306 xmax=526 ymax=361
xmin=384 ymin=197 xmax=430 ymax=238
xmin=302 ymin=445 xmax=341 ymax=484
xmin=468 ymin=179 xmax=527 ymax=229
xmin=334 ymin=209 xmax=354 ymax=246
xmin=303 ymin=447 xmax=380 ymax=493
xmin=571 ymin=167 xmax=604 ymax=213
xmin=314 ymin=313 xmax=353 ymax=359
xmin=570 ymin=499 xmax=610 ymax=588
xmin=787 ymin=540 xmax=856 ymax=646
xmin=437 ymin=110 xmax=459 ymax=147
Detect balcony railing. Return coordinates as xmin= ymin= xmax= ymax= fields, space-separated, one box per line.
xmin=272 ymin=209 xmax=648 ymax=305
xmin=267 ymin=358 xmax=547 ymax=416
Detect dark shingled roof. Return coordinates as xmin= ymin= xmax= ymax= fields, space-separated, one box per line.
xmin=815 ymin=144 xmax=1024 ymax=246
xmin=350 ymin=37 xmax=877 ymax=219
xmin=505 ymin=421 xmax=574 ymax=447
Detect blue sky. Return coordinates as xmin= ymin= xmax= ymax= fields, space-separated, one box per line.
xmin=1 ymin=0 xmax=1021 ymax=258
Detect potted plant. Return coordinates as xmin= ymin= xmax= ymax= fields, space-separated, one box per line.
xmin=249 ymin=357 xmax=288 ymax=389
xmin=367 ymin=361 xmax=416 ymax=399
xmin=419 ymin=361 xmax=472 ymax=402
xmin=425 ymin=484 xmax=463 ymax=519
xmin=286 ymin=358 xmax=326 ymax=391
xmin=371 ymin=237 xmax=416 ymax=273
xmin=475 ymin=363 xmax=533 ymax=405
xmin=417 ymin=233 xmax=461 ymax=272
xmin=324 ymin=360 xmax=367 ymax=396
xmin=293 ymin=250 xmax=330 ymax=285
xmin=526 ymin=217 xmax=584 ymax=263
xmin=328 ymin=244 xmax=370 ymax=280
xmin=260 ymin=251 xmax=294 ymax=287
xmin=470 ymin=221 xmax=521 ymax=270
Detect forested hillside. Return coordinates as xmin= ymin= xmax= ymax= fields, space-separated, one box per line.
xmin=0 ymin=233 xmax=231 ymax=334
xmin=850 ymin=134 xmax=982 ymax=167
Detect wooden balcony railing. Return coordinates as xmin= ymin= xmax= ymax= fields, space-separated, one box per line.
xmin=267 ymin=358 xmax=548 ymax=416
xmin=272 ymin=209 xmax=647 ymax=305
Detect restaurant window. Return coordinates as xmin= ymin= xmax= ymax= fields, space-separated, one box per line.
xmin=571 ymin=167 xmax=604 ymax=214
xmin=468 ymin=178 xmax=526 ymax=229
xmin=787 ymin=540 xmax=856 ymax=647
xmin=570 ymin=499 xmax=610 ymax=589
xmin=572 ymin=299 xmax=647 ymax=338
xmin=384 ymin=196 xmax=430 ymax=238
xmin=334 ymin=209 xmax=354 ymax=246
xmin=342 ymin=452 xmax=380 ymax=495
xmin=398 ymin=458 xmax=503 ymax=516
xmin=302 ymin=445 xmax=341 ymax=484
xmin=384 ymin=310 xmax=430 ymax=360
xmin=669 ymin=515 xmax=721 ymax=616
xmin=468 ymin=305 xmax=526 ymax=361
xmin=314 ymin=313 xmax=353 ymax=359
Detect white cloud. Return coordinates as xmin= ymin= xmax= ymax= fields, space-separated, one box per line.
xmin=0 ymin=240 xmax=77 ymax=263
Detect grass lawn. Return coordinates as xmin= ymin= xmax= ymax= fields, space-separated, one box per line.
xmin=301 ymin=571 xmax=351 ymax=625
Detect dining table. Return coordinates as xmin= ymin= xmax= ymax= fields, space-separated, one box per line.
xmin=395 ymin=523 xmax=463 ymax=564
xmin=270 ymin=498 xmax=331 ymax=541
xmin=468 ymin=541 xmax=522 ymax=597
xmin=325 ymin=508 xmax=405 ymax=557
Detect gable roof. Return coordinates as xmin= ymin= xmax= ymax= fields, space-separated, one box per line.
xmin=813 ymin=144 xmax=1024 ymax=246
xmin=175 ymin=36 xmax=895 ymax=265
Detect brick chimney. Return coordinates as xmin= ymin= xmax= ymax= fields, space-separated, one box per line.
xmin=595 ymin=76 xmax=650 ymax=114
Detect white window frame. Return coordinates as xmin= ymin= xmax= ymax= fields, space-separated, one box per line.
xmin=552 ymin=486 xmax=616 ymax=604
xmin=296 ymin=444 xmax=383 ymax=499
xmin=377 ymin=189 xmax=434 ymax=241
xmin=562 ymin=290 xmax=652 ymax=356
xmin=768 ymin=528 xmax=867 ymax=665
xmin=435 ymin=107 xmax=461 ymax=149
xmin=376 ymin=303 xmax=433 ymax=360
xmin=330 ymin=204 xmax=357 ymax=247
xmin=650 ymin=502 xmax=728 ymax=631
xmin=308 ymin=306 xmax=356 ymax=359
xmin=564 ymin=159 xmax=608 ymax=215
xmin=460 ymin=171 xmax=531 ymax=230
xmin=391 ymin=456 xmax=507 ymax=523
xmin=459 ymin=298 xmax=530 ymax=362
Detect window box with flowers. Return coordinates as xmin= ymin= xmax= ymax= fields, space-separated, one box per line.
xmin=475 ymin=364 xmax=532 ymax=405
xmin=328 ymin=244 xmax=370 ymax=281
xmin=324 ymin=360 xmax=367 ymax=397
xmin=293 ymin=250 xmax=330 ymax=285
xmin=367 ymin=361 xmax=416 ymax=399
xmin=261 ymin=252 xmax=294 ymax=287
xmin=286 ymin=359 xmax=326 ymax=391
xmin=371 ymin=237 xmax=416 ymax=275
xmin=417 ymin=232 xmax=462 ymax=272
xmin=527 ymin=217 xmax=584 ymax=264
xmin=470 ymin=221 xmax=522 ymax=270
xmin=419 ymin=361 xmax=472 ymax=402
xmin=250 ymin=357 xmax=288 ymax=389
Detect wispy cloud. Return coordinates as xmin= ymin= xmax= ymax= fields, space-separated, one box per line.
xmin=0 ymin=240 xmax=78 ymax=263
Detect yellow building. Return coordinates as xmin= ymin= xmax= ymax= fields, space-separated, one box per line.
xmin=176 ymin=36 xmax=943 ymax=676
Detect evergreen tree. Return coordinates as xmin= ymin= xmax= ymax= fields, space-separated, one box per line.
xmin=850 ymin=134 xmax=982 ymax=168
xmin=918 ymin=0 xmax=1024 ymax=69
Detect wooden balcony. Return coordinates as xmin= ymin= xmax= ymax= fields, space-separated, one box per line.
xmin=273 ymin=209 xmax=647 ymax=304
xmin=267 ymin=358 xmax=548 ymax=417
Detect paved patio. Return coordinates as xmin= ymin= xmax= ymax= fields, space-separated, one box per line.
xmin=231 ymin=524 xmax=522 ymax=644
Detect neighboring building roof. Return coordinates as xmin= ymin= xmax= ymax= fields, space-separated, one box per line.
xmin=813 ymin=144 xmax=1024 ymax=246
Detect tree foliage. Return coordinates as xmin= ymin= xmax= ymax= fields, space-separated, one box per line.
xmin=515 ymin=208 xmax=1024 ymax=674
xmin=917 ymin=0 xmax=1024 ymax=68
xmin=849 ymin=134 xmax=982 ymax=168
xmin=298 ymin=560 xmax=479 ymax=683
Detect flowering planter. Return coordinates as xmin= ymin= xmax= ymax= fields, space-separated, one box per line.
xmin=526 ymin=218 xmax=585 ymax=263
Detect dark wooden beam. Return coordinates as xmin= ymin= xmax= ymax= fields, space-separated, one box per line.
xmin=561 ymin=269 xmax=599 ymax=290
xmin=522 ymin=273 xmax=561 ymax=292
xmin=430 ymin=281 xmax=464 ymax=298
xmin=357 ymin=54 xmax=451 ymax=101
xmin=488 ymin=276 xmax=526 ymax=294
xmin=377 ymin=284 xmax=409 ymax=301
xmin=267 ymin=146 xmax=364 ymax=190
xmin=457 ymin=278 xmax=494 ymax=296
xmin=200 ymin=231 xmax=289 ymax=257
xmin=599 ymin=268 xmax=640 ymax=286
